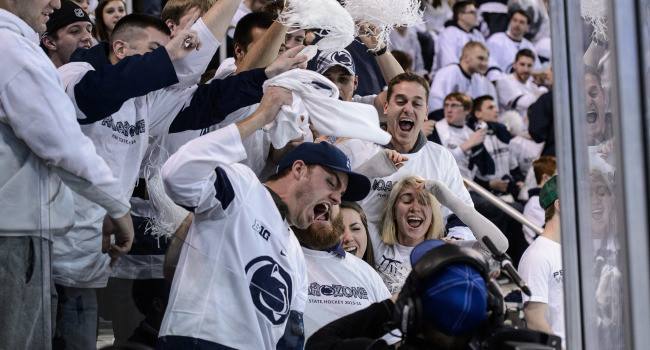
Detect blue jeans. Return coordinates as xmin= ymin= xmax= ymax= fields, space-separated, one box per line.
xmin=54 ymin=285 xmax=98 ymax=350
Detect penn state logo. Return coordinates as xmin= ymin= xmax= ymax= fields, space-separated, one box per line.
xmin=74 ymin=8 xmax=85 ymax=17
xmin=245 ymin=256 xmax=293 ymax=325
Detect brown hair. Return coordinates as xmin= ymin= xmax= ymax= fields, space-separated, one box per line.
xmin=533 ymin=156 xmax=557 ymax=185
xmin=386 ymin=72 xmax=431 ymax=102
xmin=93 ymin=0 xmax=126 ymax=42
xmin=445 ymin=92 xmax=473 ymax=111
xmin=161 ymin=0 xmax=215 ymax=24
xmin=544 ymin=202 xmax=556 ymax=223
xmin=339 ymin=202 xmax=375 ymax=268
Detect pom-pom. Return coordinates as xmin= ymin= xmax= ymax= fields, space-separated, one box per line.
xmin=143 ymin=141 xmax=189 ymax=238
xmin=580 ymin=0 xmax=608 ymax=41
xmin=278 ymin=0 xmax=355 ymax=52
xmin=343 ymin=0 xmax=423 ymax=50
xmin=499 ymin=110 xmax=524 ymax=137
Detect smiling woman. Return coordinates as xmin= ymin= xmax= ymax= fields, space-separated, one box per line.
xmin=373 ymin=176 xmax=444 ymax=293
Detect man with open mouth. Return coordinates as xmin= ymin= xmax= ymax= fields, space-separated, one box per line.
xmin=291 ymin=204 xmax=392 ymax=345
xmin=158 ymin=89 xmax=371 ymax=349
xmin=336 ymin=72 xmax=476 ymax=244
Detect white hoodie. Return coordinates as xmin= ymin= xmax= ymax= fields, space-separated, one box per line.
xmin=0 ymin=9 xmax=129 ymax=240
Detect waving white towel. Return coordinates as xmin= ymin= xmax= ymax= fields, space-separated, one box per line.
xmin=262 ymin=69 xmax=391 ymax=148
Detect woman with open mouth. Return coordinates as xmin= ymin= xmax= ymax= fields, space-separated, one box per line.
xmin=339 ymin=201 xmax=376 ymax=269
xmin=373 ymin=176 xmax=444 ymax=294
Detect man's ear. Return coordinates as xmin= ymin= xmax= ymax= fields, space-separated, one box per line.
xmin=554 ymin=199 xmax=560 ymax=212
xmin=42 ymin=35 xmax=57 ymax=51
xmin=353 ymin=75 xmax=359 ymax=92
xmin=291 ymin=160 xmax=306 ymax=179
xmin=112 ymin=39 xmax=127 ymax=60
xmin=234 ymin=43 xmax=245 ymax=61
xmin=165 ymin=19 xmax=177 ymax=36
xmin=383 ymin=99 xmax=389 ymax=115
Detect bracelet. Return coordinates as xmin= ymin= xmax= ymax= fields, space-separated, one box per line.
xmin=373 ymin=45 xmax=388 ymax=57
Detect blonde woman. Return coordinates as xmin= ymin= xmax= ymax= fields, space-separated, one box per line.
xmin=374 ymin=175 xmax=445 ymax=293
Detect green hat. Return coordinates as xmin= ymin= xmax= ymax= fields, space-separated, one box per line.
xmin=539 ymin=175 xmax=558 ymax=209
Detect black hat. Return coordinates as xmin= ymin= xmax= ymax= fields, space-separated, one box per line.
xmin=44 ymin=1 xmax=92 ymax=36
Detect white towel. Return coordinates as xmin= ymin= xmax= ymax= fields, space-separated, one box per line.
xmin=262 ymin=69 xmax=392 ymax=148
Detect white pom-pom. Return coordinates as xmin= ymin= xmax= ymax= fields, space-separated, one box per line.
xmin=143 ymin=141 xmax=189 ymax=238
xmin=343 ymin=0 xmax=423 ymax=50
xmin=580 ymin=0 xmax=608 ymax=41
xmin=278 ymin=0 xmax=355 ymax=52
xmin=499 ymin=110 xmax=524 ymax=137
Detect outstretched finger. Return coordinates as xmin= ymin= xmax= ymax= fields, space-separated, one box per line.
xmin=181 ymin=11 xmax=200 ymax=31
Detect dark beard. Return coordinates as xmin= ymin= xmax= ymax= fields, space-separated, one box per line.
xmin=293 ymin=212 xmax=344 ymax=250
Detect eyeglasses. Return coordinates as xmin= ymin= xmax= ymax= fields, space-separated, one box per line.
xmin=444 ymin=103 xmax=464 ymax=109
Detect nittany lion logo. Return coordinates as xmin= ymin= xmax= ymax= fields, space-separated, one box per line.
xmin=74 ymin=8 xmax=85 ymax=17
xmin=245 ymin=256 xmax=293 ymax=325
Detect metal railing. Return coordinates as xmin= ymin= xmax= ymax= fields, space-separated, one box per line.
xmin=463 ymin=177 xmax=543 ymax=236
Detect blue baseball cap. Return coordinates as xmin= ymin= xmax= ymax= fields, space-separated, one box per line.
xmin=410 ymin=240 xmax=488 ymax=337
xmin=277 ymin=141 xmax=371 ymax=202
xmin=314 ymin=49 xmax=356 ymax=76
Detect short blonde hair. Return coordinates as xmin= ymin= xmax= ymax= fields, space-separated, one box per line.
xmin=461 ymin=41 xmax=488 ymax=59
xmin=379 ymin=176 xmax=444 ymax=245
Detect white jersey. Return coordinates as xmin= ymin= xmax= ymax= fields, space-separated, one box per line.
xmin=159 ymin=124 xmax=307 ymax=349
xmin=433 ymin=120 xmax=474 ymax=179
xmin=518 ymin=236 xmax=565 ymax=346
xmin=429 ymin=64 xmax=497 ymax=113
xmin=473 ymin=125 xmax=517 ymax=182
xmin=374 ymin=242 xmax=415 ymax=295
xmin=336 ymin=138 xmax=475 ymax=240
xmin=302 ymin=247 xmax=391 ymax=340
xmin=486 ymin=32 xmax=541 ymax=81
xmin=496 ymin=73 xmax=548 ymax=126
xmin=434 ymin=25 xmax=486 ymax=71
xmin=509 ymin=134 xmax=543 ymax=176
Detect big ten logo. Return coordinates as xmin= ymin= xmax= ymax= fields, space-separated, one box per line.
xmin=252 ymin=220 xmax=271 ymax=241
xmin=372 ymin=179 xmax=394 ymax=192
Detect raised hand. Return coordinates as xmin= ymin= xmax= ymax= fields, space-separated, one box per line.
xmin=165 ymin=12 xmax=202 ymax=61
xmin=265 ymin=45 xmax=309 ymax=78
xmin=386 ymin=149 xmax=409 ymax=169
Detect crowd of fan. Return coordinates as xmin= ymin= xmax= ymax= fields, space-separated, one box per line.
xmin=4 ymin=0 xmax=613 ymax=349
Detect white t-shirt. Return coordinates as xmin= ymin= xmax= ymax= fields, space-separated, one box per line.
xmin=302 ymin=247 xmax=391 ymax=340
xmin=374 ymin=242 xmax=415 ymax=295
xmin=486 ymin=32 xmax=541 ymax=81
xmin=159 ymin=124 xmax=307 ymax=349
xmin=336 ymin=138 xmax=475 ymax=241
xmin=518 ymin=236 xmax=565 ymax=346
xmin=429 ymin=64 xmax=497 ymax=113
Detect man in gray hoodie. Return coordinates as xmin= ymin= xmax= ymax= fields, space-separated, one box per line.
xmin=0 ymin=1 xmax=134 ymax=348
